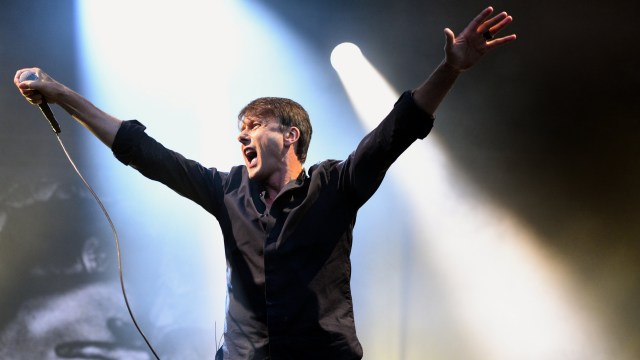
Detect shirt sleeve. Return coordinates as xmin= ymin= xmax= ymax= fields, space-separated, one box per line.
xmin=111 ymin=120 xmax=223 ymax=216
xmin=341 ymin=90 xmax=435 ymax=206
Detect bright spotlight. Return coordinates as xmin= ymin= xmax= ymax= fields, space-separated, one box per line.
xmin=330 ymin=42 xmax=362 ymax=69
xmin=331 ymin=42 xmax=609 ymax=359
xmin=331 ymin=42 xmax=398 ymax=124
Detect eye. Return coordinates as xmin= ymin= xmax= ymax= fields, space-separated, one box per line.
xmin=240 ymin=123 xmax=254 ymax=132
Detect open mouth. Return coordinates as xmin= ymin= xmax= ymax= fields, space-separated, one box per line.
xmin=244 ymin=148 xmax=258 ymax=167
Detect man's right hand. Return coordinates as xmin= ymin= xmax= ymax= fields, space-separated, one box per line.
xmin=14 ymin=67 xmax=61 ymax=106
xmin=13 ymin=67 xmax=123 ymax=147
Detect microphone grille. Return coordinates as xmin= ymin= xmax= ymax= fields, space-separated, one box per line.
xmin=19 ymin=71 xmax=38 ymax=83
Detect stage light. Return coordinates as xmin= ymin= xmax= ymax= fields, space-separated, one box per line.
xmin=75 ymin=0 xmax=332 ymax=356
xmin=330 ymin=42 xmax=398 ymax=126
xmin=331 ymin=42 xmax=609 ymax=360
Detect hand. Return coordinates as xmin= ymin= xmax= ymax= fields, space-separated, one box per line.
xmin=13 ymin=67 xmax=59 ymax=105
xmin=444 ymin=7 xmax=516 ymax=72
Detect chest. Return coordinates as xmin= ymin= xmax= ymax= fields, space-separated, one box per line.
xmin=223 ymin=180 xmax=355 ymax=256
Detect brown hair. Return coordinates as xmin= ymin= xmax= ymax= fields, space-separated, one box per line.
xmin=238 ymin=97 xmax=312 ymax=164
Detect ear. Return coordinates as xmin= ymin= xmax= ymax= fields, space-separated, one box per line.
xmin=283 ymin=126 xmax=300 ymax=147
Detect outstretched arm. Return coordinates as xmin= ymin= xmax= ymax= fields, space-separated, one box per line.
xmin=14 ymin=68 xmax=122 ymax=147
xmin=412 ymin=6 xmax=516 ymax=115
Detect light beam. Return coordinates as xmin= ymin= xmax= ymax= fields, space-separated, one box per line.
xmin=331 ymin=42 xmax=610 ymax=360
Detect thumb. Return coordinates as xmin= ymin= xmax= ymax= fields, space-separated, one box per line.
xmin=17 ymin=81 xmax=32 ymax=89
xmin=443 ymin=28 xmax=455 ymax=49
xmin=18 ymin=79 xmax=42 ymax=93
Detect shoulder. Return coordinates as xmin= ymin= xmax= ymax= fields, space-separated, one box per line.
xmin=220 ymin=165 xmax=248 ymax=189
xmin=308 ymin=159 xmax=343 ymax=175
xmin=305 ymin=159 xmax=348 ymax=188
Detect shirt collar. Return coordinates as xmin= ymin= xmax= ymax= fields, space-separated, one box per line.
xmin=254 ymin=168 xmax=308 ymax=200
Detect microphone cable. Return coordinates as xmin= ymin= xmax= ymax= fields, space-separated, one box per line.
xmin=53 ymin=128 xmax=161 ymax=360
xmin=19 ymin=70 xmax=160 ymax=358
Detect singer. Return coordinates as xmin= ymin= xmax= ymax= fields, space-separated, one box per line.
xmin=14 ymin=7 xmax=515 ymax=359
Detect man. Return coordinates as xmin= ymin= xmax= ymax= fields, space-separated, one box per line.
xmin=0 ymin=182 xmax=155 ymax=360
xmin=15 ymin=7 xmax=515 ymax=359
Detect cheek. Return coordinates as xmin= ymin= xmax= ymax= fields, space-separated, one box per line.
xmin=269 ymin=132 xmax=285 ymax=148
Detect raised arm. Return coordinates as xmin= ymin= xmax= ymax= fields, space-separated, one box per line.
xmin=14 ymin=68 xmax=122 ymax=147
xmin=412 ymin=6 xmax=516 ymax=115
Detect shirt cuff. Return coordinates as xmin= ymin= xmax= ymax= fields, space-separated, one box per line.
xmin=111 ymin=120 xmax=147 ymax=165
xmin=394 ymin=90 xmax=435 ymax=140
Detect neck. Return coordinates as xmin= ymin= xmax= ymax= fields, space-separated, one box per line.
xmin=262 ymin=154 xmax=303 ymax=204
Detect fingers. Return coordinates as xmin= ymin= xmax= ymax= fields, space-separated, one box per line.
xmin=481 ymin=13 xmax=513 ymax=39
xmin=444 ymin=7 xmax=516 ymax=71
xmin=483 ymin=14 xmax=516 ymax=47
xmin=14 ymin=69 xmax=28 ymax=87
xmin=14 ymin=67 xmax=45 ymax=105
xmin=467 ymin=6 xmax=494 ymax=32
xmin=21 ymin=90 xmax=44 ymax=105
xmin=470 ymin=7 xmax=516 ymax=49
xmin=478 ymin=12 xmax=509 ymax=34
xmin=14 ymin=67 xmax=39 ymax=85
xmin=486 ymin=34 xmax=517 ymax=49
xmin=463 ymin=7 xmax=516 ymax=45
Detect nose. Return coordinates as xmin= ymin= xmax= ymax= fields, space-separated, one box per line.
xmin=238 ymin=130 xmax=250 ymax=145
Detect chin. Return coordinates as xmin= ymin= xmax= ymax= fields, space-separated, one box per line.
xmin=246 ymin=166 xmax=260 ymax=180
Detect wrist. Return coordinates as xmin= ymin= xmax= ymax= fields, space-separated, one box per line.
xmin=54 ymin=84 xmax=76 ymax=104
xmin=440 ymin=59 xmax=464 ymax=75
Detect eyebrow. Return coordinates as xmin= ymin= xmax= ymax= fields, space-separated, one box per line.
xmin=240 ymin=117 xmax=269 ymax=131
xmin=239 ymin=118 xmax=254 ymax=131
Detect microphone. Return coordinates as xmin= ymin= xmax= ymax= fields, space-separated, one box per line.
xmin=19 ymin=71 xmax=61 ymax=134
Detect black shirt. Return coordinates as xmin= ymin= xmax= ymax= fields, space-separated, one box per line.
xmin=112 ymin=91 xmax=433 ymax=359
